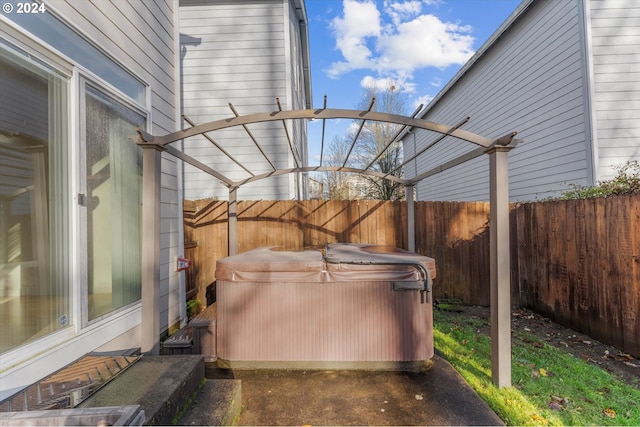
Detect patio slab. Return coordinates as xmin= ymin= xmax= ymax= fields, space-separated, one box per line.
xmin=195 ymin=353 xmax=504 ymax=426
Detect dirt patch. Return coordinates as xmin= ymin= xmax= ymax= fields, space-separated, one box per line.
xmin=452 ymin=305 xmax=640 ymax=388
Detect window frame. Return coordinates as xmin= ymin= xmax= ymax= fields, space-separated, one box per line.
xmin=76 ymin=74 xmax=150 ymax=328
xmin=0 ymin=40 xmax=73 ymax=357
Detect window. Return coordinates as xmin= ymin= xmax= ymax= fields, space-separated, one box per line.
xmin=0 ymin=45 xmax=70 ymax=353
xmin=80 ymin=82 xmax=145 ymax=323
xmin=4 ymin=0 xmax=145 ymax=103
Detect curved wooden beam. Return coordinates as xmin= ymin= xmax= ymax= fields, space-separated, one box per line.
xmin=146 ymin=108 xmax=495 ymax=148
xmin=232 ymin=165 xmax=409 ymax=189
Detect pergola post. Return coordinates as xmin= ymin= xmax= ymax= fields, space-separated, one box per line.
xmin=406 ymin=184 xmax=416 ymax=252
xmin=141 ymin=144 xmax=163 ymax=355
xmin=228 ymin=187 xmax=238 ymax=256
xmin=488 ymin=146 xmax=512 ymax=388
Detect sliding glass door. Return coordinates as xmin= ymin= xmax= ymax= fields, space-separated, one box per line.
xmin=80 ymin=82 xmax=145 ymax=323
xmin=0 ymin=46 xmax=70 ymax=353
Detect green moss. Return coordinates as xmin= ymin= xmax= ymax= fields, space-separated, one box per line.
xmin=171 ymin=378 xmax=206 ymax=425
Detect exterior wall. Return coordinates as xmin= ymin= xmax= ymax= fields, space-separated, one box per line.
xmin=404 ymin=0 xmax=594 ymax=202
xmin=588 ymin=0 xmax=640 ymax=180
xmin=0 ymin=0 xmax=181 ymax=399
xmin=179 ymin=0 xmax=310 ymax=200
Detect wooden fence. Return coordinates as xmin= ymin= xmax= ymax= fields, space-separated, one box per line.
xmin=183 ymin=195 xmax=640 ymax=357
xmin=513 ymin=194 xmax=640 ymax=357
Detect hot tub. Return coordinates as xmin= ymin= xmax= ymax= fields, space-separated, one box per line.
xmin=215 ymin=243 xmax=436 ymax=369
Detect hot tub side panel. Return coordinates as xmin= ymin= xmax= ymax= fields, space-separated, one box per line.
xmin=216 ymin=280 xmax=433 ymax=363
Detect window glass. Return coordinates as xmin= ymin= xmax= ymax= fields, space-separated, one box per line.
xmin=4 ymin=0 xmax=146 ymax=103
xmin=0 ymin=46 xmax=70 ymax=353
xmin=83 ymin=85 xmax=144 ymax=322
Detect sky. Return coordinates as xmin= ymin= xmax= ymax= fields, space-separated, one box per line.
xmin=304 ymin=0 xmax=522 ymax=166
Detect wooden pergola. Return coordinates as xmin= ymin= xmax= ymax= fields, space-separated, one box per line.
xmin=133 ymin=100 xmax=521 ymax=387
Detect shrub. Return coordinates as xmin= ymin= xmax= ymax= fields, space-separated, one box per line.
xmin=558 ymin=160 xmax=640 ymax=200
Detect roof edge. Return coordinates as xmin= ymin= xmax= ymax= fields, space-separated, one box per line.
xmin=417 ymin=0 xmax=535 ymax=120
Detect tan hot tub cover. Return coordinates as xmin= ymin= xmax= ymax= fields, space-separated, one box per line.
xmin=215 ymin=244 xmax=436 ymax=283
xmin=215 ymin=244 xmax=436 ymax=368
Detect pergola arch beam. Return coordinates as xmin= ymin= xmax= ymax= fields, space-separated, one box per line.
xmin=233 ymin=165 xmax=409 ymax=190
xmin=142 ymin=108 xmax=496 ymax=148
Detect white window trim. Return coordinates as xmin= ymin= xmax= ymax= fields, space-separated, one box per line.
xmin=0 ymin=16 xmax=73 ymax=77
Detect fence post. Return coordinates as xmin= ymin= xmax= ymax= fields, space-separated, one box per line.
xmin=228 ymin=187 xmax=238 ymax=256
xmin=488 ymin=146 xmax=512 ymax=388
xmin=406 ymin=185 xmax=416 ymax=252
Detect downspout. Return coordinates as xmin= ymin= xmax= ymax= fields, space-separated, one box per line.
xmin=578 ymin=0 xmax=598 ymax=185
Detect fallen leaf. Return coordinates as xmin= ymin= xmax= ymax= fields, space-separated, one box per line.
xmin=531 ymin=414 xmax=548 ymax=426
xmin=623 ymin=361 xmax=639 ymax=368
xmin=539 ymin=368 xmax=548 ymax=377
xmin=548 ymin=401 xmax=562 ymax=411
xmin=617 ymin=352 xmax=633 ymax=360
xmin=603 ymin=408 xmax=616 ymax=418
xmin=532 ymin=341 xmax=544 ymax=348
xmin=531 ymin=370 xmax=540 ymax=378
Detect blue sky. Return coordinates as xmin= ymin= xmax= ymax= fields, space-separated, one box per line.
xmin=304 ymin=0 xmax=521 ymax=165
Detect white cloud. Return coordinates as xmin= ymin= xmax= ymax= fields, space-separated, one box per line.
xmin=328 ymin=0 xmax=382 ymax=78
xmin=376 ymin=14 xmax=474 ymax=72
xmin=360 ymin=75 xmax=416 ymax=93
xmin=327 ymin=0 xmax=475 ymax=80
xmin=383 ymin=0 xmax=422 ymax=26
xmin=413 ymin=94 xmax=434 ymax=110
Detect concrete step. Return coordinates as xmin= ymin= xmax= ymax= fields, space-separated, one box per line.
xmin=175 ymin=379 xmax=242 ymax=426
xmin=78 ymin=355 xmax=204 ymax=425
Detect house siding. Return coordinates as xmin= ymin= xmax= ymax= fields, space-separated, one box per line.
xmin=405 ymin=0 xmax=592 ymax=202
xmin=179 ymin=0 xmax=308 ymax=200
xmin=588 ymin=0 xmax=640 ymax=180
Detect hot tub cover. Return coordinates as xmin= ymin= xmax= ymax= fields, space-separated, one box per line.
xmin=215 ymin=243 xmax=436 ymax=283
xmin=215 ymin=246 xmax=325 ymax=282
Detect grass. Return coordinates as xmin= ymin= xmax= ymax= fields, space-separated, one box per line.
xmin=433 ymin=307 xmax=640 ymax=426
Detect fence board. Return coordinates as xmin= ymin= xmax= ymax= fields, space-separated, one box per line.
xmin=624 ymin=196 xmax=640 ymax=355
